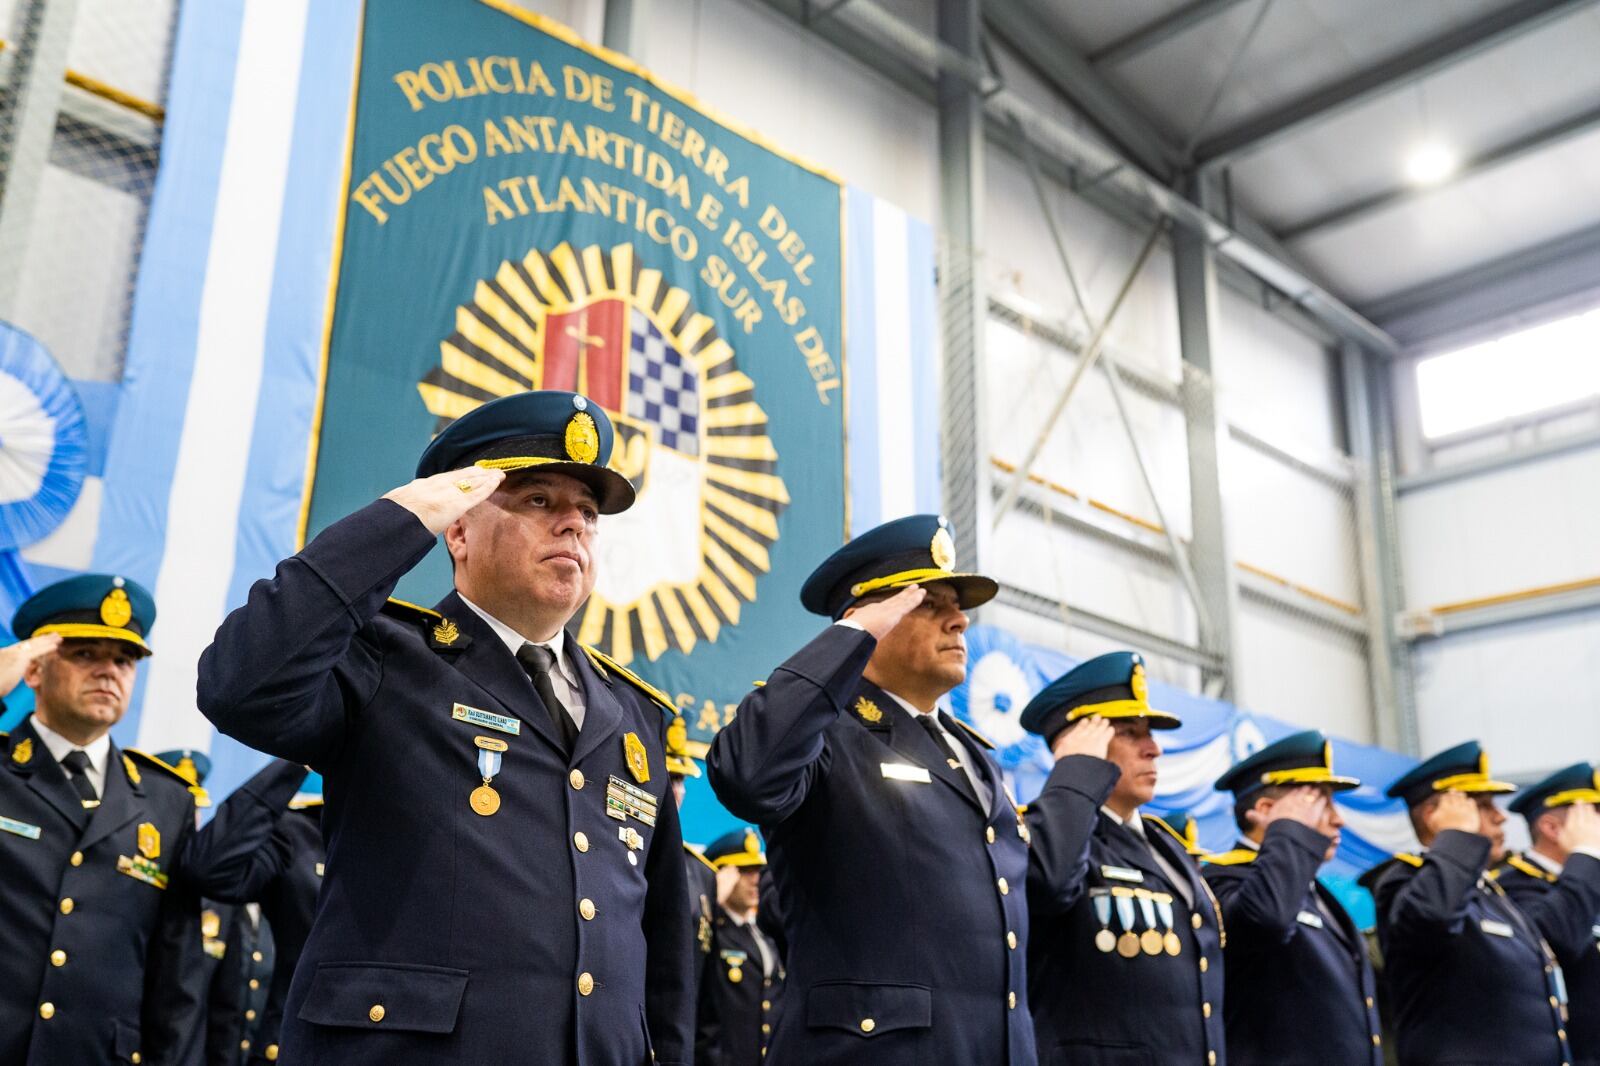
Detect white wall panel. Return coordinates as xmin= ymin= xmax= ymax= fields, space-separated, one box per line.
xmin=1236 ymin=600 xmax=1373 ymax=743
xmin=1217 ymin=287 xmax=1341 ymax=453
xmin=1225 ymin=441 xmax=1361 ymax=605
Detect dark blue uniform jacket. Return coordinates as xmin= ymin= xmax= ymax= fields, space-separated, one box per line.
xmin=1494 ymin=850 xmax=1600 ymax=1066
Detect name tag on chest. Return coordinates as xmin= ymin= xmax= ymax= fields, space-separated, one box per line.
xmin=0 ymin=815 xmax=41 ymax=840
xmin=1480 ymin=918 xmax=1515 ymax=938
xmin=881 ymin=762 xmax=931 ymax=783
xmin=1100 ymin=864 xmax=1144 ymax=884
xmin=1296 ymin=910 xmax=1325 ymax=929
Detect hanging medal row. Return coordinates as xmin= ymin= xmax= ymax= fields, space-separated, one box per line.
xmin=1090 ymin=886 xmax=1183 ymax=958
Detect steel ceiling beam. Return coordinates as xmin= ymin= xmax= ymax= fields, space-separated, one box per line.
xmin=1281 ymin=101 xmax=1600 ymax=241
xmin=1089 ymin=0 xmax=1256 ymax=67
xmin=1193 ymin=0 xmax=1595 ymax=168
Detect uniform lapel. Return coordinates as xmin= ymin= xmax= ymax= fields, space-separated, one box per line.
xmin=1146 ymin=820 xmax=1204 ymax=907
xmin=866 ymin=683 xmax=984 ymax=815
xmin=78 ymin=743 xmax=144 ymax=853
xmin=7 ymin=718 xmax=89 ymax=833
xmin=567 ymin=640 xmax=623 ymax=767
xmin=1312 ymin=880 xmax=1357 ymax=950
xmin=942 ymin=712 xmax=1005 ymax=820
xmin=432 ymin=591 xmax=566 ymax=755
xmin=1099 ymin=815 xmax=1169 ymax=886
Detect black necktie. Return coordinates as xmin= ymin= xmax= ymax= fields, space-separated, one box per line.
xmin=517 ymin=643 xmax=577 ymax=754
xmin=913 ymin=714 xmax=977 ymax=804
xmin=61 ymin=750 xmax=99 ymax=805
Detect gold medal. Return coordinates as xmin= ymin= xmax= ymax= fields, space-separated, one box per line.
xmin=728 ymin=966 xmax=743 ymax=984
xmin=470 ymin=784 xmax=501 ymax=816
xmin=1095 ymin=929 xmax=1116 ymax=953
xmin=1117 ymin=932 xmax=1140 ymax=958
xmin=1165 ymin=931 xmax=1182 ymax=956
xmin=1141 ymin=929 xmax=1164 ymax=956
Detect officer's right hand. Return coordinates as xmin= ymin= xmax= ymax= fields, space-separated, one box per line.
xmin=383 ymin=466 xmax=506 ymax=535
xmin=848 ymin=585 xmax=926 ymax=641
xmin=1051 ymin=716 xmax=1114 ymax=761
xmin=1427 ymin=790 xmax=1482 ymax=836
xmin=0 ymin=633 xmax=62 ymax=698
xmin=1557 ymin=802 xmax=1600 ymax=853
xmin=1249 ymin=786 xmax=1327 ymax=831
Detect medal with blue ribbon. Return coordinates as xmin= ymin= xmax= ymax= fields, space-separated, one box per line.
xmin=1112 ymin=886 xmax=1139 ymax=958
xmin=471 ymin=736 xmax=508 ymax=816
xmin=1154 ymin=892 xmax=1182 ymax=956
xmin=1091 ymin=888 xmax=1115 ymax=952
xmin=1135 ymin=889 xmax=1163 ymax=955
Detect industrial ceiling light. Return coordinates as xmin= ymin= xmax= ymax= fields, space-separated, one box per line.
xmin=1403 ymin=141 xmax=1458 ymax=187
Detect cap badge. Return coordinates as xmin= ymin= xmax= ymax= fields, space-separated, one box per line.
xmin=931 ymin=527 xmax=957 ymax=572
xmin=573 ymin=395 xmax=588 ymax=411
xmin=566 ymin=411 xmax=600 ymax=464
xmin=666 ymin=715 xmax=689 ymax=756
xmin=1130 ymin=663 xmax=1148 ymax=704
xmin=100 ymin=588 xmax=133 ymax=628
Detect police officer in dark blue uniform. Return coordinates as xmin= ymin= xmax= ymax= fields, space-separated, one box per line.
xmin=697 ymin=827 xmax=786 ymax=1066
xmin=1363 ymin=740 xmax=1600 ymax=1065
xmin=708 ymin=514 xmax=1034 ymax=1066
xmin=1203 ymin=730 xmax=1382 ymax=1065
xmin=1495 ymin=763 xmax=1600 ymax=1066
xmin=0 ymin=574 xmax=203 ymax=1065
xmin=668 ymin=713 xmax=721 ymax=995
xmin=196 ymin=391 xmax=693 ymax=1066
xmin=1019 ymin=651 xmax=1227 ymax=1066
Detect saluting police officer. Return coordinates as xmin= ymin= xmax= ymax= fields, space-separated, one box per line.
xmin=1364 ymin=740 xmax=1600 ymax=1065
xmin=196 ymin=391 xmax=693 ymax=1066
xmin=1495 ymin=763 xmax=1600 ymax=1066
xmin=1203 ymin=730 xmax=1382 ymax=1064
xmin=709 ymin=514 xmax=1034 ymax=1065
xmin=697 ymin=827 xmax=786 ymax=1066
xmin=0 ymin=575 xmax=203 ymax=1065
xmin=1019 ymin=651 xmax=1227 ymax=1066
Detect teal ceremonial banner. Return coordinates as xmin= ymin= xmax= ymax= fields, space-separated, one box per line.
xmin=302 ymin=0 xmax=846 ymax=745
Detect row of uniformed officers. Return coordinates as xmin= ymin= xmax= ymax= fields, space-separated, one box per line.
xmin=3 ymin=388 xmax=1598 ymax=1065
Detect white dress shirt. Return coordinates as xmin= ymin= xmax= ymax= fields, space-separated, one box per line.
xmin=1102 ymin=805 xmax=1194 ymax=905
xmin=30 ymin=714 xmax=111 ymax=798
xmin=725 ymin=908 xmax=777 ymax=976
xmin=458 ymin=594 xmax=586 ymax=729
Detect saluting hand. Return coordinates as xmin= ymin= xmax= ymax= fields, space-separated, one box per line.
xmin=1052 ymin=715 xmax=1114 ymax=762
xmin=1249 ymin=785 xmax=1328 ymax=832
xmin=1426 ymin=790 xmax=1482 ymax=836
xmin=383 ymin=466 xmax=506 ymax=535
xmin=0 ymin=632 xmax=62 ymax=699
xmin=1557 ymin=802 xmax=1600 ymax=853
xmin=848 ymin=585 xmax=926 ymax=641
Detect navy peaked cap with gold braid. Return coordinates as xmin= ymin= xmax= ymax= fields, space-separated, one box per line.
xmin=704 ymin=826 xmax=766 ymax=869
xmin=415 ymin=390 xmax=635 ymax=513
xmin=12 ymin=573 xmax=156 ymax=656
xmin=1214 ymin=729 xmax=1360 ymax=800
xmin=1019 ymin=650 xmax=1180 ymax=744
xmin=1509 ymin=762 xmax=1600 ymax=821
xmin=799 ymin=513 xmax=997 ymax=619
xmin=1383 ymin=739 xmax=1516 ymax=807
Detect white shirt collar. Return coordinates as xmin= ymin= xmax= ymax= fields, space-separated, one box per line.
xmin=1526 ymin=849 xmax=1565 ymax=876
xmin=882 ymin=689 xmax=940 ymax=720
xmin=29 ymin=714 xmax=111 ymax=777
xmin=1239 ymin=836 xmax=1262 ymax=851
xmin=1101 ymin=806 xmax=1143 ymax=833
xmin=458 ymin=594 xmax=573 ymax=681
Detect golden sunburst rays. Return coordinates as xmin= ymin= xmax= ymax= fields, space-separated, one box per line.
xmin=418 ymin=241 xmax=790 ymax=666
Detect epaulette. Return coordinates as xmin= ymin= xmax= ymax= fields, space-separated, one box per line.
xmin=383 ymin=598 xmax=468 ymax=650
xmin=124 ymin=748 xmax=198 ymax=788
xmin=1202 ymin=848 xmax=1257 ymax=866
xmin=1145 ymin=813 xmax=1199 ymax=854
xmin=581 ymin=644 xmax=674 ymax=714
xmin=1503 ymin=853 xmax=1557 ymax=883
xmin=685 ymin=843 xmax=718 ymax=873
xmin=289 ymin=796 xmax=325 ymax=811
xmin=1358 ymin=852 xmax=1422 ymax=891
xmin=381 ymin=597 xmax=442 ymax=622
xmin=949 ymin=716 xmax=996 ymax=750
xmin=1394 ymin=852 xmax=1423 ymax=867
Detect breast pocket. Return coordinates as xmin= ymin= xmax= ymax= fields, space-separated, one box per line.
xmin=297 ymin=962 xmax=469 ymax=1033
xmin=805 ymin=980 xmax=931 ymax=1039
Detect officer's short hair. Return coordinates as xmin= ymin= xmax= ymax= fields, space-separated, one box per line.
xmin=1528 ymin=806 xmax=1568 ymax=847
xmin=1233 ymin=784 xmax=1293 ymax=834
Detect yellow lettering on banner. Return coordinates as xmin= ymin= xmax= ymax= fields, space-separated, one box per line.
xmin=563 ymin=66 xmax=615 ymax=112
xmin=351 ymin=123 xmax=479 ymax=224
xmin=393 ymin=57 xmax=557 ymax=111
xmin=795 ymin=327 xmax=841 ymax=404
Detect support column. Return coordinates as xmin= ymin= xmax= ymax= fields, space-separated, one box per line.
xmin=1174 ymin=178 xmax=1239 ymax=698
xmin=1341 ymin=343 xmax=1419 ymax=753
xmin=936 ymin=0 xmax=989 ymax=568
xmin=0 ymin=0 xmax=80 ymax=318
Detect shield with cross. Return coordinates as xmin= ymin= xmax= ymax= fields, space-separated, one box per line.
xmin=416 ymin=241 xmax=790 ymax=667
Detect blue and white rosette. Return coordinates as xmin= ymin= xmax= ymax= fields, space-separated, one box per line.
xmin=0 ymin=323 xmax=87 ymax=549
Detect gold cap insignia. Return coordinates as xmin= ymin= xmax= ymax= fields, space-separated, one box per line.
xmin=1130 ymin=663 xmax=1148 ymax=704
xmin=744 ymin=829 xmax=760 ymax=855
xmin=624 ymin=731 xmax=650 ymax=784
xmin=174 ymin=756 xmax=200 ymax=786
xmin=12 ymin=737 xmax=33 ymax=764
xmin=432 ymin=619 xmax=460 ymax=646
xmin=201 ymin=909 xmax=222 ymax=938
xmin=122 ymin=754 xmax=141 ymax=785
xmin=931 ymin=526 xmax=957 ymax=572
xmin=854 ymin=696 xmax=883 ymax=724
xmin=666 ymin=715 xmax=689 ymax=756
xmin=100 ymin=588 xmax=133 ymax=628
xmin=137 ymin=821 xmax=161 ymax=860
xmin=566 ymin=411 xmax=600 ymax=464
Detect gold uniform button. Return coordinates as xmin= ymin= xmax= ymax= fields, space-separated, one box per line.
xmin=241 ymin=1041 xmax=250 ymax=1052
xmin=1008 ymin=992 xmax=1017 ymax=1009
xmin=1373 ymin=1035 xmax=1382 ymax=1047
xmin=1552 ymin=996 xmax=1561 ymax=1008
xmin=1199 ymin=957 xmax=1209 ymax=973
xmin=250 ymin=979 xmax=260 ymax=990
xmin=985 ymin=827 xmax=996 ymax=844
xmin=859 ymin=1018 xmax=875 ymax=1033
xmin=266 ymin=1047 xmax=280 ymax=1062
xmin=997 ymin=877 xmax=1009 ymax=895
xmin=1203 ymin=1002 xmax=1212 ymax=1018
xmin=570 ymin=769 xmax=585 ymax=790
xmin=580 ymin=898 xmax=597 ymax=920
xmin=1192 ymin=913 xmax=1203 ymax=929
xmin=70 ymin=851 xmax=82 ymax=867
xmin=131 ymin=1054 xmax=141 ymax=1065
xmin=59 ymin=898 xmax=73 ymax=915
xmin=246 ymin=1010 xmax=257 ymax=1021
xmin=762 ymin=1023 xmax=771 ymax=1034
xmin=50 ymin=950 xmax=66 ymax=967
xmin=578 ymin=972 xmax=595 ymax=996
xmin=575 ymin=832 xmax=590 ymax=852
xmin=763 ymin=1000 xmax=771 ymax=1010
xmin=38 ymin=1002 xmax=54 ymax=1020
xmin=1558 ymin=1029 xmax=1567 ymax=1040
xmin=1365 ymin=996 xmax=1374 ymax=1008
xmin=253 ymin=951 xmax=263 ymax=962
xmin=1208 ymin=1053 xmax=1216 ymax=1066
xmin=369 ymin=1004 xmax=385 ymax=1023
xmin=1007 ymin=931 xmax=1017 ymax=950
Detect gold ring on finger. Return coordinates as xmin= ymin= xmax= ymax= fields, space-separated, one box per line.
xmin=456 ymin=480 xmax=475 ymax=494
